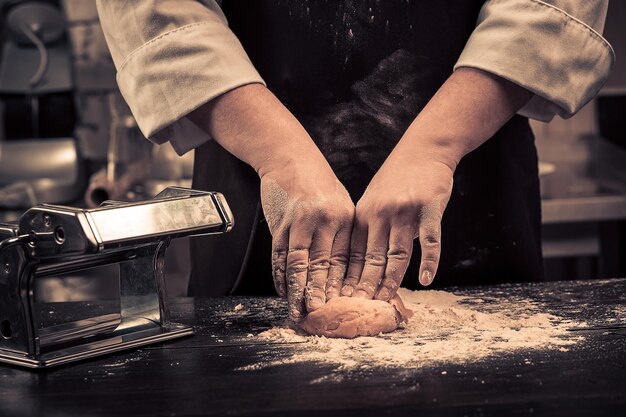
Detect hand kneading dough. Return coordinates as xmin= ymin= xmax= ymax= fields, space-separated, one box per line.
xmin=299 ymin=295 xmax=413 ymax=339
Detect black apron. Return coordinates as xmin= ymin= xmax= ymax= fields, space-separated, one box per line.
xmin=190 ymin=0 xmax=544 ymax=296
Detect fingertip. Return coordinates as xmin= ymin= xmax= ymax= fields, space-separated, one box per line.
xmin=341 ymin=285 xmax=354 ymax=297
xmin=289 ymin=306 xmax=305 ymax=323
xmin=419 ymin=270 xmax=433 ymax=286
xmin=325 ymin=287 xmax=339 ymax=301
xmin=374 ymin=287 xmax=391 ymax=301
xmin=326 ymin=287 xmax=341 ymax=301
xmin=273 ymin=276 xmax=287 ymax=298
xmin=352 ymin=289 xmax=370 ymax=299
xmin=278 ymin=287 xmax=287 ymax=299
xmin=306 ymin=297 xmax=324 ymax=312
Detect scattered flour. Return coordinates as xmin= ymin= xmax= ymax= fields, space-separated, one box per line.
xmin=237 ymin=288 xmax=583 ymax=374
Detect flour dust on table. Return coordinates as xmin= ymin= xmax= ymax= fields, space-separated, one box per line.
xmin=236 ymin=288 xmax=585 ymax=379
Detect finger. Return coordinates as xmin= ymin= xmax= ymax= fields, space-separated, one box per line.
xmin=341 ymin=219 xmax=367 ymax=297
xmin=271 ymin=226 xmax=290 ymax=298
xmin=304 ymin=226 xmax=335 ymax=312
xmin=325 ymin=222 xmax=352 ymax=301
xmin=417 ymin=208 xmax=442 ymax=287
xmin=286 ymin=222 xmax=313 ymax=323
xmin=374 ymin=223 xmax=414 ymax=301
xmin=352 ymin=220 xmax=390 ymax=299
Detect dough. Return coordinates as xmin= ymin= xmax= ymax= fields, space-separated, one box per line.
xmin=299 ymin=295 xmax=413 ymax=339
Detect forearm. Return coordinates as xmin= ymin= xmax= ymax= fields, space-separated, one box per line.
xmin=394 ymin=67 xmax=532 ymax=170
xmin=188 ymin=84 xmax=325 ymax=178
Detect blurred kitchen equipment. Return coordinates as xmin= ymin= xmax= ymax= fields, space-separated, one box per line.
xmin=0 ymin=1 xmax=81 ymax=208
xmin=0 ymin=186 xmax=233 ymax=369
xmin=84 ymin=93 xmax=152 ymax=207
xmin=538 ymin=161 xmax=557 ymax=199
xmin=0 ymin=1 xmax=75 ymax=139
xmin=0 ymin=138 xmax=81 ymax=207
xmin=85 ymin=93 xmax=194 ymax=207
xmin=6 ymin=2 xmax=65 ymax=88
xmin=145 ymin=142 xmax=194 ymax=197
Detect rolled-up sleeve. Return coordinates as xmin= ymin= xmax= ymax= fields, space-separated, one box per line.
xmin=96 ymin=0 xmax=265 ymax=155
xmin=454 ymin=0 xmax=615 ymax=122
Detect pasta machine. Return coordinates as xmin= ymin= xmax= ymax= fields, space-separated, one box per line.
xmin=0 ymin=187 xmax=233 ymax=369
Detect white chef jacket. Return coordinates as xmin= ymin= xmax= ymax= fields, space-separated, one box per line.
xmin=96 ymin=0 xmax=614 ymax=155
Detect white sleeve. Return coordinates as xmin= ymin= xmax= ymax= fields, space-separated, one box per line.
xmin=96 ymin=0 xmax=265 ymax=155
xmin=454 ymin=0 xmax=615 ymax=122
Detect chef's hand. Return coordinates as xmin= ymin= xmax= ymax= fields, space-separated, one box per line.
xmin=340 ymin=154 xmax=453 ymax=300
xmin=260 ymin=159 xmax=354 ymax=322
xmin=188 ymin=84 xmax=354 ymax=322
xmin=340 ymin=67 xmax=532 ymax=300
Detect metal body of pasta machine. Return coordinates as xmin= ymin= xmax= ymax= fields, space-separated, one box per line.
xmin=0 ymin=187 xmax=233 ymax=369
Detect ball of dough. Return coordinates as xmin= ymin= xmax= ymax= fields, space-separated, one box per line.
xmin=299 ymin=295 xmax=412 ymax=339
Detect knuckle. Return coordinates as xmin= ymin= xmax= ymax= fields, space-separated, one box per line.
xmin=420 ymin=205 xmax=443 ymax=221
xmin=421 ymin=251 xmax=440 ymax=263
xmin=349 ymin=251 xmax=365 ymax=264
xmin=309 ymin=258 xmax=330 ymax=271
xmin=329 ymin=252 xmax=349 ymax=267
xmin=364 ymin=251 xmax=387 ymax=267
xmin=368 ymin=201 xmax=389 ymax=218
xmin=287 ymin=265 xmax=308 ymax=276
xmin=392 ymin=196 xmax=418 ymax=217
xmin=421 ymin=233 xmax=441 ymax=247
xmin=373 ymin=199 xmax=407 ymax=218
xmin=309 ymin=249 xmax=331 ymax=265
xmin=287 ymin=247 xmax=309 ymax=258
xmin=309 ymin=248 xmax=329 ymax=258
xmin=422 ymin=240 xmax=441 ymax=252
xmin=387 ymin=244 xmax=411 ymax=261
xmin=294 ymin=206 xmax=317 ymax=225
xmin=338 ymin=205 xmax=355 ymax=222
xmin=288 ymin=246 xmax=309 ymax=253
xmin=286 ymin=255 xmax=308 ymax=274
xmin=272 ymin=248 xmax=287 ymax=262
xmin=316 ymin=207 xmax=334 ymax=224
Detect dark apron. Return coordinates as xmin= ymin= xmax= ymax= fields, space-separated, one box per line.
xmin=190 ymin=0 xmax=544 ymax=296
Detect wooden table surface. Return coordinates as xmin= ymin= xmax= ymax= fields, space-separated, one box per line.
xmin=1 ymin=279 xmax=625 ymax=417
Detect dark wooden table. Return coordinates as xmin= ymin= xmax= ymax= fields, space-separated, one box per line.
xmin=1 ymin=279 xmax=625 ymax=417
